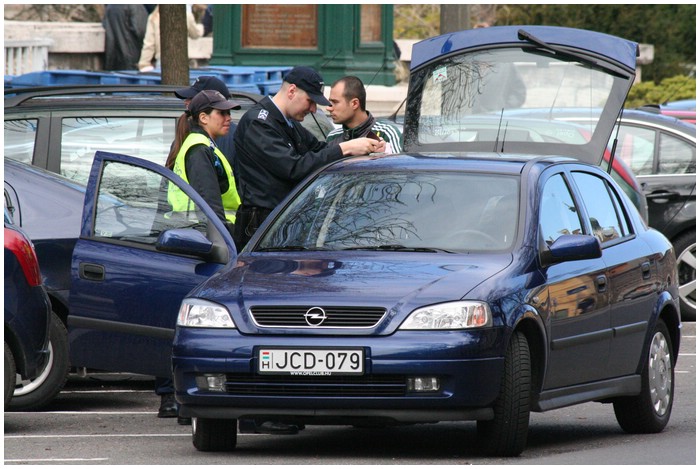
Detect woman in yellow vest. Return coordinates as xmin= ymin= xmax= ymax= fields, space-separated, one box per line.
xmin=165 ymin=89 xmax=241 ymax=237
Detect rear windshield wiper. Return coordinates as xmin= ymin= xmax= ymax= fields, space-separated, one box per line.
xmin=518 ymin=29 xmax=628 ymax=78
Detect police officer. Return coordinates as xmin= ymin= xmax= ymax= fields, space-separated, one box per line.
xmin=168 ymin=89 xmax=241 ymax=235
xmin=233 ymin=66 xmax=384 ymax=250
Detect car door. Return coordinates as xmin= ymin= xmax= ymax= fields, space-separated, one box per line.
xmin=570 ymin=170 xmax=658 ymax=376
xmin=68 ymin=151 xmax=236 ymax=378
xmin=616 ymin=120 xmax=696 ymax=234
xmin=538 ymin=172 xmax=612 ymax=389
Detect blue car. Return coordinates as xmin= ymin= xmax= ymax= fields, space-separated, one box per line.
xmin=68 ymin=26 xmax=680 ymax=456
xmin=4 ymin=209 xmax=51 ymax=408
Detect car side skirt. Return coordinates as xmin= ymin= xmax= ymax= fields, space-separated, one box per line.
xmin=534 ymin=375 xmax=641 ymax=412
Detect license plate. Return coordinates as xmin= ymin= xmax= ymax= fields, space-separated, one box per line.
xmin=258 ymin=348 xmax=364 ymax=375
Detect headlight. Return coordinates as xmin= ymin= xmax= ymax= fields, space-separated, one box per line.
xmin=177 ymin=298 xmax=236 ymax=328
xmin=399 ymin=301 xmax=492 ymax=330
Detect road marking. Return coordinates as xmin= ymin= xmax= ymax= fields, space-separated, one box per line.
xmin=6 ymin=411 xmax=155 ymax=415
xmin=5 ymin=433 xmax=189 ymax=439
xmin=5 ymin=458 xmax=109 ymax=463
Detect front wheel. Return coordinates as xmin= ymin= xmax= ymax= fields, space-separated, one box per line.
xmin=8 ymin=311 xmax=69 ymax=411
xmin=613 ymin=320 xmax=674 ymax=433
xmin=192 ymin=417 xmax=238 ymax=452
xmin=476 ymin=330 xmax=531 ymax=456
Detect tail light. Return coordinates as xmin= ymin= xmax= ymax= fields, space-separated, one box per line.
xmin=5 ymin=227 xmax=43 ymax=287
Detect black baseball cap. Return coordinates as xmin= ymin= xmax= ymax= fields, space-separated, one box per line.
xmin=188 ymin=90 xmax=239 ymax=115
xmin=284 ymin=66 xmax=331 ymax=106
xmin=175 ymin=75 xmax=232 ymax=100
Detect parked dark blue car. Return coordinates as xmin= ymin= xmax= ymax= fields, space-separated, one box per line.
xmin=66 ymin=26 xmax=680 ymax=457
xmin=4 ymin=160 xmax=80 ymax=409
xmin=4 ymin=209 xmax=51 ymax=408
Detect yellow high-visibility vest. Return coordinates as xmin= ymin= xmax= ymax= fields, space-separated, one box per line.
xmin=168 ymin=133 xmax=240 ymax=223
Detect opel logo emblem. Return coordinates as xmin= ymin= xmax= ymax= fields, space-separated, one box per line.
xmin=304 ymin=307 xmax=327 ymax=327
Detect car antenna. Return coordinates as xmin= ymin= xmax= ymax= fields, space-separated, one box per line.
xmin=493 ymin=108 xmax=505 ymax=152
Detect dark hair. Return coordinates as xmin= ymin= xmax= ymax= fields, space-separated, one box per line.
xmin=332 ymin=76 xmax=366 ymax=111
xmin=164 ymin=108 xmax=212 ymax=169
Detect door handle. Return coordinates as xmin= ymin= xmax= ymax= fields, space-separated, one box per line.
xmin=79 ymin=263 xmax=105 ymax=281
xmin=595 ymin=274 xmax=607 ymax=293
xmin=641 ymin=261 xmax=651 ymax=280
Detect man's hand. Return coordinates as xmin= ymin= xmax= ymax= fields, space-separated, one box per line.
xmin=339 ymin=137 xmax=387 ymax=156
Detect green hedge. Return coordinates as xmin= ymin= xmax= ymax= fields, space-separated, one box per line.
xmin=626 ymin=75 xmax=696 ymax=108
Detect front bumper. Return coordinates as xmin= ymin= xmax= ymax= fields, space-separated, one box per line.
xmin=172 ymin=327 xmax=505 ymax=423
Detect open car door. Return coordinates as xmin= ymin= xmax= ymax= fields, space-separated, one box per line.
xmin=68 ymin=151 xmax=237 ymax=378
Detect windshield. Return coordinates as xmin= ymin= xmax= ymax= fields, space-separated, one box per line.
xmin=257 ymin=171 xmax=520 ymax=253
xmin=404 ymin=47 xmax=628 ymax=163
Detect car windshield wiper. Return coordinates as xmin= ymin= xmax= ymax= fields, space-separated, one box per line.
xmin=257 ymin=245 xmax=310 ymax=252
xmin=342 ymin=244 xmax=456 ymax=253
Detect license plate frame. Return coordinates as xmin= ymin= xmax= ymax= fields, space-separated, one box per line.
xmin=258 ymin=348 xmax=364 ymax=376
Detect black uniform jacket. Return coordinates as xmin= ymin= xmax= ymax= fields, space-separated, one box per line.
xmin=233 ymin=96 xmax=344 ymax=210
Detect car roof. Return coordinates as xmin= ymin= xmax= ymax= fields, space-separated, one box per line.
xmin=4 ymin=84 xmax=262 ymax=110
xmin=327 ymin=153 xmax=574 ymax=176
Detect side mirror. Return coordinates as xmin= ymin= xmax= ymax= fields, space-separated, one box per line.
xmin=156 ymin=228 xmax=213 ymax=257
xmin=542 ymin=234 xmax=602 ymax=266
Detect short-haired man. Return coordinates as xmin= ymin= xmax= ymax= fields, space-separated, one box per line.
xmin=326 ymin=76 xmax=403 ymax=154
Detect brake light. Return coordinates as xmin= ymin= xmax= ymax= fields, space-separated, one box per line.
xmin=5 ymin=227 xmax=43 ymax=287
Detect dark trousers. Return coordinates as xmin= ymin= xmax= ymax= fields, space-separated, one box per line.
xmin=233 ymin=205 xmax=272 ymax=251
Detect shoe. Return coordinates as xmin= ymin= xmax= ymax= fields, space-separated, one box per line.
xmin=157 ymin=393 xmax=178 ymax=418
xmin=256 ymin=421 xmax=299 ymax=435
xmin=177 ymin=416 xmax=192 ymax=425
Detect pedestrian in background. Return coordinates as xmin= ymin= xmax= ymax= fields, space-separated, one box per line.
xmin=138 ymin=5 xmax=204 ymax=72
xmin=232 ymin=66 xmax=384 ymax=250
xmin=103 ymin=4 xmax=149 ymax=70
xmin=326 ymin=75 xmax=403 ymax=154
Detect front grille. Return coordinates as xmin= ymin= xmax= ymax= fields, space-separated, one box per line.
xmin=224 ymin=374 xmax=407 ymax=397
xmin=250 ymin=306 xmax=387 ymax=328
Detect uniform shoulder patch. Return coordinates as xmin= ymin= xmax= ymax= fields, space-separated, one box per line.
xmin=258 ymin=109 xmax=269 ymax=120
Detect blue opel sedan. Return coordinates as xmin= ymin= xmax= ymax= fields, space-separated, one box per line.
xmin=68 ymin=26 xmax=680 ymax=457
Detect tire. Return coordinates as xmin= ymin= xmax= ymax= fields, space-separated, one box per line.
xmin=613 ymin=320 xmax=674 ymax=433
xmin=476 ymin=330 xmax=531 ymax=457
xmin=674 ymin=231 xmax=696 ymax=321
xmin=5 ymin=341 xmax=17 ymax=409
xmin=7 ymin=311 xmax=69 ymax=411
xmin=192 ymin=417 xmax=238 ymax=452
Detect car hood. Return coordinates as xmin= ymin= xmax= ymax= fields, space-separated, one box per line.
xmin=403 ymin=25 xmax=639 ymax=166
xmin=196 ymin=252 xmax=514 ymax=331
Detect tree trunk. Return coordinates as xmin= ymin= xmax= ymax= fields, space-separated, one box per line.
xmin=159 ymin=4 xmax=189 ymax=86
xmin=439 ymin=5 xmax=472 ymax=35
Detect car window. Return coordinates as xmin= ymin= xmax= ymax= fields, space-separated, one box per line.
xmin=615 ymin=124 xmax=655 ymax=175
xmin=658 ymin=132 xmax=695 ymax=175
xmin=259 ymin=171 xmax=520 ymax=252
xmin=61 ymin=117 xmax=176 ymax=185
xmin=572 ymin=171 xmax=630 ymax=244
xmin=93 ymin=160 xmax=207 ymax=246
xmin=539 ymin=174 xmax=583 ymax=245
xmin=4 ymin=119 xmax=38 ymax=165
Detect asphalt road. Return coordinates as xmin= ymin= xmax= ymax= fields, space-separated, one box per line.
xmin=4 ymin=322 xmax=696 ymax=465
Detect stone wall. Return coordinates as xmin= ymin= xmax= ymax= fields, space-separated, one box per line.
xmin=4 ymin=20 xmax=213 ymax=74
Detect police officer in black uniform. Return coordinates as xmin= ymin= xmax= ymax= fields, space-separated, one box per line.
xmin=233 ymin=66 xmax=384 ymax=250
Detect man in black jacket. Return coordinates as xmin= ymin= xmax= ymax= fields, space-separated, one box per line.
xmin=233 ymin=66 xmax=384 ymax=250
